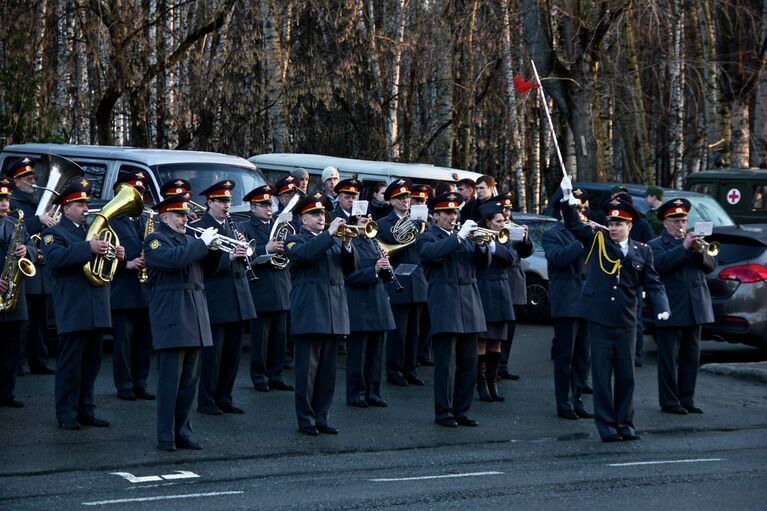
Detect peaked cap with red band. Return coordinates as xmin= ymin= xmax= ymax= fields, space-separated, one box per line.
xmin=295 ymin=193 xmax=329 ymax=215
xmin=199 ymin=180 xmax=235 ymax=200
xmin=656 ymin=198 xmax=691 ymax=220
xmin=153 ymin=192 xmax=192 ymax=214
xmin=410 ymin=184 xmax=432 ymax=201
xmin=56 ymin=178 xmax=92 ymax=205
xmin=428 ymin=192 xmax=464 ymax=211
xmin=0 ymin=177 xmax=12 ymax=197
xmin=115 ymin=170 xmax=148 ymax=192
xmin=334 ymin=178 xmax=361 ymax=196
xmin=160 ymin=179 xmax=192 ymax=198
xmin=384 ymin=179 xmax=410 ymax=201
xmin=243 ymin=185 xmax=274 ymax=204
xmin=7 ymin=157 xmax=36 ymax=179
xmin=274 ymin=175 xmax=297 ymax=196
xmin=605 ymin=198 xmax=639 ymax=224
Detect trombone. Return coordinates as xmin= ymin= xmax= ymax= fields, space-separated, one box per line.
xmin=186 ymin=225 xmax=257 ymax=256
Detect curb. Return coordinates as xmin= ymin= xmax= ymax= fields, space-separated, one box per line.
xmin=700 ymin=362 xmax=767 ymax=383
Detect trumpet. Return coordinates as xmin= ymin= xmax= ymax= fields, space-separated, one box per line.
xmin=455 ymin=223 xmax=508 ymax=244
xmin=333 ymin=221 xmax=378 ymax=240
xmin=186 ymin=225 xmax=257 ymax=256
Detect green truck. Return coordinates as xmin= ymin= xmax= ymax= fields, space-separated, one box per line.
xmin=685 ymin=169 xmax=767 ymax=226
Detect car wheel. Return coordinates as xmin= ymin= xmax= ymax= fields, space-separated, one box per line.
xmin=518 ymin=275 xmax=550 ymax=322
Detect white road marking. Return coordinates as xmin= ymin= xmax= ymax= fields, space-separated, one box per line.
xmin=370 ymin=471 xmax=503 ymax=482
xmin=608 ymin=458 xmax=724 ymax=467
xmin=160 ymin=470 xmax=200 ymax=480
xmin=109 ymin=472 xmax=162 ymax=483
xmin=82 ymin=491 xmax=244 ymax=506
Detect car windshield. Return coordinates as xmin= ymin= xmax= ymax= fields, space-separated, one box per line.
xmin=664 ymin=193 xmax=736 ymax=227
xmin=155 ymin=163 xmax=266 ymax=212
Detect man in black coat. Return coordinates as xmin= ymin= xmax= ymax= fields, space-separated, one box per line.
xmin=284 ymin=193 xmax=356 ymax=435
xmin=417 ymin=192 xmax=491 ymax=428
xmin=238 ymin=185 xmax=293 ymax=393
xmin=560 ymin=176 xmax=670 ymax=442
xmin=42 ymin=178 xmax=124 ymax=430
xmin=7 ymin=158 xmax=56 ymax=375
xmin=192 ymin=180 xmax=257 ymax=415
xmin=409 ymin=184 xmax=434 ymax=366
xmin=331 ymin=178 xmax=360 ymax=222
xmin=109 ymin=171 xmax=154 ymax=401
xmin=649 ymin=198 xmax=716 ymax=415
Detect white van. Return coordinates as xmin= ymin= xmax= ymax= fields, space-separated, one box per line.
xmin=248 ymin=153 xmax=482 ymax=198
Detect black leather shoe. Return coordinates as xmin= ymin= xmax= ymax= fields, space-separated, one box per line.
xmin=134 ymin=388 xmax=156 ymax=400
xmin=78 ymin=416 xmax=110 ymax=427
xmin=683 ymin=405 xmax=704 ymax=414
xmin=498 ymin=369 xmax=520 ymax=381
xmin=582 ymin=384 xmax=593 ymax=395
xmin=217 ymin=402 xmax=245 ymax=414
xmin=435 ymin=417 xmax=458 ymax=428
xmin=387 ymin=375 xmax=408 ymax=386
xmin=405 ymin=375 xmax=425 ymax=386
xmin=197 ymin=405 xmax=224 ymax=415
xmin=269 ymin=380 xmax=294 ymax=391
xmin=59 ymin=419 xmax=81 ymax=430
xmin=558 ymin=409 xmax=579 ymax=420
xmin=299 ymin=426 xmax=319 ymax=436
xmin=0 ymin=398 xmax=24 ymax=408
xmin=176 ymin=437 xmax=203 ymax=450
xmin=117 ymin=390 xmax=137 ymax=401
xmin=418 ymin=358 xmax=435 ymax=367
xmin=317 ymin=424 xmax=338 ymax=434
xmin=157 ymin=442 xmax=176 ymax=451
xmin=455 ymin=416 xmax=479 ymax=427
xmin=662 ymin=405 xmax=688 ymax=415
xmin=347 ymin=400 xmax=369 ymax=408
xmin=620 ymin=433 xmax=641 ymax=441
xmin=30 ymin=366 xmax=55 ymax=375
xmin=574 ymin=408 xmax=595 ymax=419
xmin=253 ymin=383 xmax=269 ymax=392
xmin=366 ymin=397 xmax=388 ymax=407
xmin=601 ymin=434 xmax=622 ymax=443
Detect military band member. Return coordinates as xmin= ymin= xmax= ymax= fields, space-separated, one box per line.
xmin=344 ymin=211 xmax=395 ymax=408
xmin=284 ymin=193 xmax=356 ymax=435
xmin=274 ymin=175 xmax=303 ymax=239
xmin=7 ymin=158 xmax=55 ymax=375
xmin=560 ymin=177 xmax=670 ymax=442
xmin=332 ymin=178 xmax=360 ymax=221
xmin=410 ymin=184 xmax=435 ymax=366
xmin=144 ymin=193 xmax=218 ymax=451
xmin=0 ymin=178 xmax=35 ymax=407
xmin=417 ymin=192 xmax=491 ymax=428
xmin=110 ymin=171 xmax=154 ymax=401
xmin=649 ymin=198 xmax=715 ymax=415
xmin=42 ymin=178 xmax=124 ymax=430
xmin=238 ymin=185 xmax=293 ymax=393
xmin=377 ymin=180 xmax=428 ymax=386
xmin=193 ymin=180 xmax=257 ymax=415
xmin=542 ymin=191 xmax=592 ymax=420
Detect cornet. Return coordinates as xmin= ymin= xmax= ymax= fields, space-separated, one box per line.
xmin=186 ymin=225 xmax=257 ymax=256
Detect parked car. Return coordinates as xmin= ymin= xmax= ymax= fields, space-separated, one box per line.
xmin=685 ymin=169 xmax=767 ymax=227
xmin=513 ymin=213 xmax=558 ymax=322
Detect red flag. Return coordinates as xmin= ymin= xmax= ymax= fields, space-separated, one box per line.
xmin=513 ymin=75 xmax=538 ymax=94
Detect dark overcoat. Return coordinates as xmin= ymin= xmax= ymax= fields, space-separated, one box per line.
xmin=375 ymin=210 xmax=428 ymax=305
xmin=285 ymin=228 xmax=356 ymax=335
xmin=42 ymin=219 xmax=111 ymax=334
xmin=0 ymin=214 xmax=34 ymax=322
xmin=476 ymin=241 xmax=515 ymax=322
xmin=143 ymin=222 xmax=213 ymax=350
xmin=237 ymin=216 xmax=291 ymax=312
xmin=10 ymin=187 xmax=52 ymax=294
xmin=649 ymin=230 xmax=715 ymax=327
xmin=541 ymin=222 xmax=587 ymax=318
xmin=508 ymin=237 xmax=533 ymax=305
xmin=416 ymin=225 xmax=491 ymax=335
xmin=109 ymin=214 xmax=150 ymax=309
xmin=344 ymin=235 xmax=395 ymax=332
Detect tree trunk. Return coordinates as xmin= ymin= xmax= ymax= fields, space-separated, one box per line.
xmin=432 ymin=0 xmax=454 ymax=167
xmin=624 ymin=20 xmax=653 ymax=182
xmin=262 ymin=0 xmax=289 ymax=152
xmin=696 ymin=0 xmax=720 ymax=170
xmin=668 ymin=0 xmax=685 ymax=186
xmin=500 ymin=2 xmax=525 ymax=209
xmin=750 ymin=0 xmax=767 ymax=167
xmin=385 ymin=0 xmax=408 ymax=161
xmin=730 ymin=96 xmax=750 ymax=167
xmin=457 ymin=0 xmax=479 ymax=170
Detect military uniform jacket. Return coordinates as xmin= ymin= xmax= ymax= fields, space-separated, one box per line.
xmin=285 ymin=228 xmax=356 ymax=335
xmin=144 ymin=222 xmax=213 ymax=350
xmin=11 ymin=188 xmax=51 ymax=295
xmin=331 ymin=205 xmax=352 ymax=221
xmin=42 ymin=219 xmax=111 ymax=334
xmin=649 ymin=230 xmax=715 ymax=327
xmin=417 ymin=225 xmax=491 ymax=335
xmin=376 ymin=210 xmax=428 ymax=305
xmin=344 ymin=236 xmax=396 ymax=332
xmin=541 ymin=222 xmax=587 ymax=318
xmin=476 ymin=241 xmax=516 ymax=323
xmin=191 ymin=212 xmax=256 ymax=324
xmin=508 ymin=237 xmax=533 ymax=305
xmin=237 ymin=216 xmax=291 ymax=312
xmin=109 ymin=214 xmax=150 ymax=309
xmin=563 ymin=203 xmax=669 ymax=328
xmin=0 ymin=215 xmax=34 ymax=322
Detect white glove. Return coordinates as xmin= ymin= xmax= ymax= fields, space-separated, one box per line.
xmin=199 ymin=226 xmax=218 ymax=247
xmin=560 ymin=175 xmax=573 ymax=201
xmin=657 ymin=311 xmax=670 ymax=321
xmin=487 ymin=239 xmax=496 ymax=254
xmin=457 ymin=220 xmax=477 ymax=240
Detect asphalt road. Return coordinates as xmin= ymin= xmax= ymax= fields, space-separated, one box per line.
xmin=1 ymin=324 xmax=766 ymax=510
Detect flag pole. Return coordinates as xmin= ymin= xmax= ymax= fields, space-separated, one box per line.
xmin=530 ymin=59 xmax=568 ymax=179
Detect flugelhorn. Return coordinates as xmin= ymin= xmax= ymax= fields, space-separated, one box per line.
xmin=186 ymin=225 xmax=257 ymax=256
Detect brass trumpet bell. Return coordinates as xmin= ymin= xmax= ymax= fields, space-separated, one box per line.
xmin=468 ymin=226 xmax=509 ymax=244
xmin=334 ymin=221 xmax=378 ymax=240
xmin=693 ymin=237 xmax=719 ymax=256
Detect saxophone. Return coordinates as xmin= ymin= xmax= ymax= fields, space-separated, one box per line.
xmin=138 ymin=209 xmax=154 ymax=284
xmin=0 ymin=210 xmax=37 ymax=312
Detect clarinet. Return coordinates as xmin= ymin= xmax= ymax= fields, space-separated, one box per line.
xmin=226 ymin=213 xmax=258 ymax=282
xmin=371 ymin=237 xmax=404 ymax=293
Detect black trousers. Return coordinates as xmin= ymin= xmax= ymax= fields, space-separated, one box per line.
xmin=635 ymin=292 xmax=645 ymax=361
xmin=23 ymin=294 xmax=50 ymax=370
xmin=589 ymin=322 xmax=636 ymax=439
xmin=346 ymin=331 xmax=384 ymax=403
xmin=656 ymin=325 xmax=701 ymax=408
xmin=198 ymin=321 xmax=244 ymax=408
xmin=499 ymin=321 xmax=518 ymax=370
xmin=294 ymin=334 xmax=336 ymax=429
xmin=156 ymin=348 xmax=201 ymax=445
xmin=111 ymin=308 xmax=152 ymax=393
xmin=0 ymin=321 xmax=23 ymax=400
xmin=387 ymin=303 xmax=422 ymax=379
xmin=552 ymin=317 xmax=590 ymax=413
xmin=418 ymin=304 xmax=432 ymax=362
xmin=249 ymin=311 xmax=288 ymax=387
xmin=55 ymin=330 xmax=103 ymax=423
xmin=433 ymin=333 xmax=477 ymax=421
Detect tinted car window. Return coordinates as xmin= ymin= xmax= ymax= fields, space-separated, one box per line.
xmin=515 ymin=217 xmax=557 ymax=252
xmin=72 ymin=161 xmax=108 ymax=199
xmin=708 ymin=237 xmax=767 ymax=265
xmin=156 ymin=163 xmax=266 ymax=211
xmin=753 ymin=185 xmax=766 ymax=212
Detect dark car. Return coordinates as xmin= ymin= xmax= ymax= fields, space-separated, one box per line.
xmin=513 ymin=213 xmax=558 ymax=322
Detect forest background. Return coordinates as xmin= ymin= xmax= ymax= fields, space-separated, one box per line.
xmin=0 ymin=0 xmax=765 ymax=212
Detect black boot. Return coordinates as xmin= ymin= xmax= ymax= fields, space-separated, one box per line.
xmin=486 ymin=351 xmax=505 ymax=402
xmin=476 ymin=355 xmax=492 ymax=402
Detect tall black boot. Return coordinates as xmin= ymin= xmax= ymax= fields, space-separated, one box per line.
xmin=476 ymin=355 xmax=492 ymax=402
xmin=486 ymin=351 xmax=505 ymax=402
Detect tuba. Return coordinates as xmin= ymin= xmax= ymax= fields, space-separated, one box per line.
xmin=83 ymin=183 xmax=144 ymax=286
xmin=34 ymin=154 xmax=85 ymax=222
xmin=0 ymin=210 xmax=37 ymax=312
